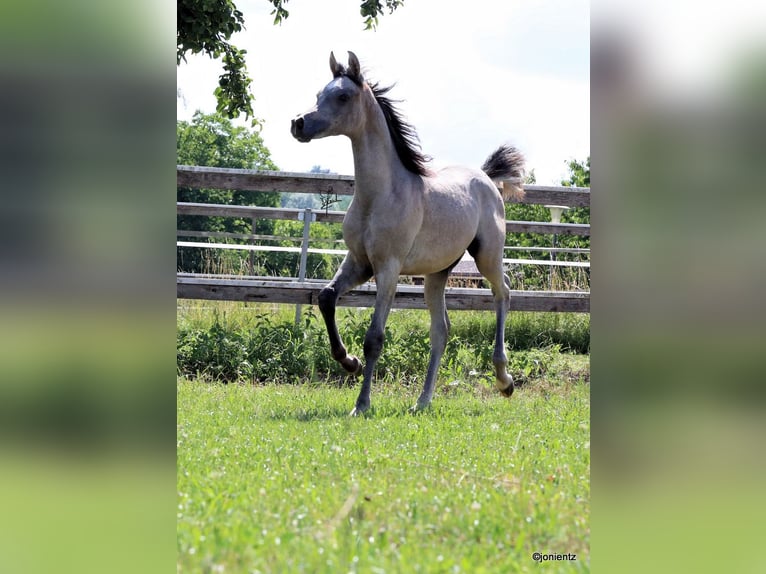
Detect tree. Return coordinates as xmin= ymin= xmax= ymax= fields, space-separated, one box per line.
xmin=177 ymin=0 xmax=407 ymax=121
xmin=275 ymin=164 xmax=347 ymax=280
xmin=559 ymin=156 xmax=590 ymax=235
xmin=504 ymin=168 xmax=551 ymax=253
xmin=177 ymin=111 xmax=277 ymax=170
xmin=562 ymin=157 xmax=590 ymax=187
xmin=177 ymin=0 xmax=253 ymax=121
xmin=177 ymin=113 xmax=343 ymax=279
xmin=503 ymin=159 xmax=590 ymax=290
xmin=177 ymin=112 xmax=279 ymax=273
xmin=281 ymin=165 xmax=352 ymax=212
xmin=556 ymin=157 xmax=590 ymax=290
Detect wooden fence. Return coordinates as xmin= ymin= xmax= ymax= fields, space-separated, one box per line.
xmin=177 ymin=166 xmax=590 ymax=314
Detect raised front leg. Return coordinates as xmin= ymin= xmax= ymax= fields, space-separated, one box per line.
xmin=350 ymin=262 xmax=400 ymax=416
xmin=318 ymin=254 xmax=372 ymax=375
xmin=413 ymin=269 xmax=451 ymax=412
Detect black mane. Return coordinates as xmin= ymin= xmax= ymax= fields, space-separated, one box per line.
xmin=368 ymin=82 xmax=431 ymax=176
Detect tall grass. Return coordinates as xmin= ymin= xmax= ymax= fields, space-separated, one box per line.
xmin=505 ymin=262 xmax=590 ymax=292
xmin=177 ymin=302 xmax=589 ymax=385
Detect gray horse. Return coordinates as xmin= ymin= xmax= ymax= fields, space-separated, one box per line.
xmin=291 ymin=51 xmax=525 ymax=415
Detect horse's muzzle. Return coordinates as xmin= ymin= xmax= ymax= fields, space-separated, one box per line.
xmin=291 ymin=116 xmax=311 ymax=142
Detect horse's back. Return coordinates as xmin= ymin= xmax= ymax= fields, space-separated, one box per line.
xmin=396 ymin=165 xmax=504 ymax=275
xmin=429 ymin=165 xmax=505 ymax=220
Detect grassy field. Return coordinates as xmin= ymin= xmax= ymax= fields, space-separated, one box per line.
xmin=178 ymin=377 xmax=588 ymax=572
xmin=177 ymin=303 xmax=589 ymax=572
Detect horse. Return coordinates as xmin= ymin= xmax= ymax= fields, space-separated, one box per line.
xmin=291 ymin=51 xmax=525 ymax=415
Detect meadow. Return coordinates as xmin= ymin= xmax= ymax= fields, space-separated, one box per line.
xmin=177 ymin=302 xmax=590 ymax=573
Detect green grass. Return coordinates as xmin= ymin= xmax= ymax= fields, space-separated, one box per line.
xmin=177 ymin=302 xmax=589 ymax=384
xmin=177 ymin=375 xmax=590 ymax=573
xmin=177 ymin=301 xmax=589 ymax=572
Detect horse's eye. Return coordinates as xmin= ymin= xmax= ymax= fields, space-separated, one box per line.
xmin=338 ymin=93 xmax=350 ymax=103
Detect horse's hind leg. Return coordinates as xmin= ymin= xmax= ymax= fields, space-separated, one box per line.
xmin=472 ymin=246 xmax=514 ymax=396
xmin=413 ymin=269 xmax=451 ymax=412
xmin=318 ymin=254 xmax=372 ymax=375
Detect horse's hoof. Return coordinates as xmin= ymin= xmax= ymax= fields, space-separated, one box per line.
xmin=496 ymin=375 xmax=515 ymax=397
xmin=409 ymin=401 xmax=431 ymax=414
xmin=343 ymin=355 xmax=363 ymax=376
xmin=497 ymin=382 xmax=515 ymax=397
xmin=349 ymin=404 xmax=369 ymax=417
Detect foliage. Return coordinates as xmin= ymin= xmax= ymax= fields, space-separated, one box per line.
xmin=178 ymin=0 xmax=408 ymax=120
xmin=559 ymin=156 xmax=590 ymax=243
xmin=504 ymin=158 xmax=591 ymax=290
xmin=177 ymin=0 xmax=254 ymax=122
xmin=176 ymin=303 xmax=590 ymax=384
xmin=359 ymin=0 xmax=406 ymax=30
xmin=562 ymin=157 xmax=590 ymax=188
xmin=177 ymin=112 xmax=279 ymax=273
xmin=267 ymin=0 xmax=290 ymax=24
xmin=177 ymin=376 xmax=590 ymax=571
xmin=270 ymin=219 xmax=345 ymax=280
xmin=268 ymin=0 xmax=404 ymax=29
xmin=281 ymin=193 xmax=351 ymax=211
xmin=177 ymin=111 xmax=276 ymax=169
xmin=280 ymin=166 xmax=353 ymax=212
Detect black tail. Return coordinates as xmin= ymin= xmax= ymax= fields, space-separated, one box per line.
xmin=481 ymin=144 xmax=525 ymax=199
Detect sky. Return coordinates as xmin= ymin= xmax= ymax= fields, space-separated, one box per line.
xmin=177 ymin=0 xmax=590 ymax=185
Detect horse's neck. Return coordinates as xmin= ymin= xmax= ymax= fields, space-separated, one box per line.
xmin=350 ymin=102 xmax=411 ymax=208
xmin=352 ymin=137 xmax=394 ymax=196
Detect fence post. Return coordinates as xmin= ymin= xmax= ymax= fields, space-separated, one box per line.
xmin=546 ymin=205 xmax=568 ymax=290
xmin=249 ymin=217 xmax=257 ymax=276
xmin=295 ymin=208 xmax=314 ymax=324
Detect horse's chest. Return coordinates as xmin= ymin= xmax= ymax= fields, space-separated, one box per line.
xmin=343 ymin=210 xmax=415 ymax=263
xmin=342 ymin=216 xmax=366 ymax=255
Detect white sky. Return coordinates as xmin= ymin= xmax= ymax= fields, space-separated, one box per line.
xmin=177 ymin=0 xmax=590 ymax=185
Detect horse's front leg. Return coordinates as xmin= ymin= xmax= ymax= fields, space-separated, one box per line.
xmin=350 ymin=263 xmax=399 ymax=416
xmin=412 ymin=268 xmax=451 ymax=412
xmin=318 ymin=254 xmax=372 ymax=375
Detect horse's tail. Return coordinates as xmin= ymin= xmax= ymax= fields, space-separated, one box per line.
xmin=481 ymin=144 xmax=526 ymax=200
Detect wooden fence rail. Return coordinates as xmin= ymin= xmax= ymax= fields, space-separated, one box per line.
xmin=177 ymin=165 xmax=591 ymax=207
xmin=177 ymin=167 xmax=590 ymax=314
xmin=177 ymin=275 xmax=590 ymax=313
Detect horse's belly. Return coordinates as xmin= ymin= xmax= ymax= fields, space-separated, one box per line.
xmin=400 ymin=240 xmax=469 ymax=276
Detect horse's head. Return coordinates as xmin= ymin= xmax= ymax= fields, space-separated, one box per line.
xmin=291 ymin=51 xmax=367 ymax=142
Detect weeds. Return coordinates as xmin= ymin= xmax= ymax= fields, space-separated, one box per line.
xmin=177 ymin=302 xmax=589 ymax=386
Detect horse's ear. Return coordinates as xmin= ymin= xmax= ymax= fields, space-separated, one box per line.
xmin=347 ymin=51 xmax=364 ymax=84
xmin=330 ymin=52 xmax=346 ymax=78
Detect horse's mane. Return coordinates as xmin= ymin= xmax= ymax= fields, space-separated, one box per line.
xmin=368 ymin=82 xmax=432 ymax=176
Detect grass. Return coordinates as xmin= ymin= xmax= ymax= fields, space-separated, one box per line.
xmin=177 ymin=301 xmax=589 ymax=572
xmin=177 ymin=302 xmax=589 ymax=384
xmin=177 ymin=378 xmax=589 ymax=573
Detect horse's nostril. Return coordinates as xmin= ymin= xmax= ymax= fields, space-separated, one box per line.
xmin=291 ymin=116 xmax=309 ymax=141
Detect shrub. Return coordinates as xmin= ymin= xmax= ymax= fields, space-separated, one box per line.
xmin=177 ymin=303 xmax=589 ymax=384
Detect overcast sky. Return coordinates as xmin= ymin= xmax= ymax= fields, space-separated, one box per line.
xmin=177 ymin=0 xmax=590 ymax=185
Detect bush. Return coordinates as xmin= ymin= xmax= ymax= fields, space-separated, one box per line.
xmin=177 ymin=303 xmax=589 ymax=384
